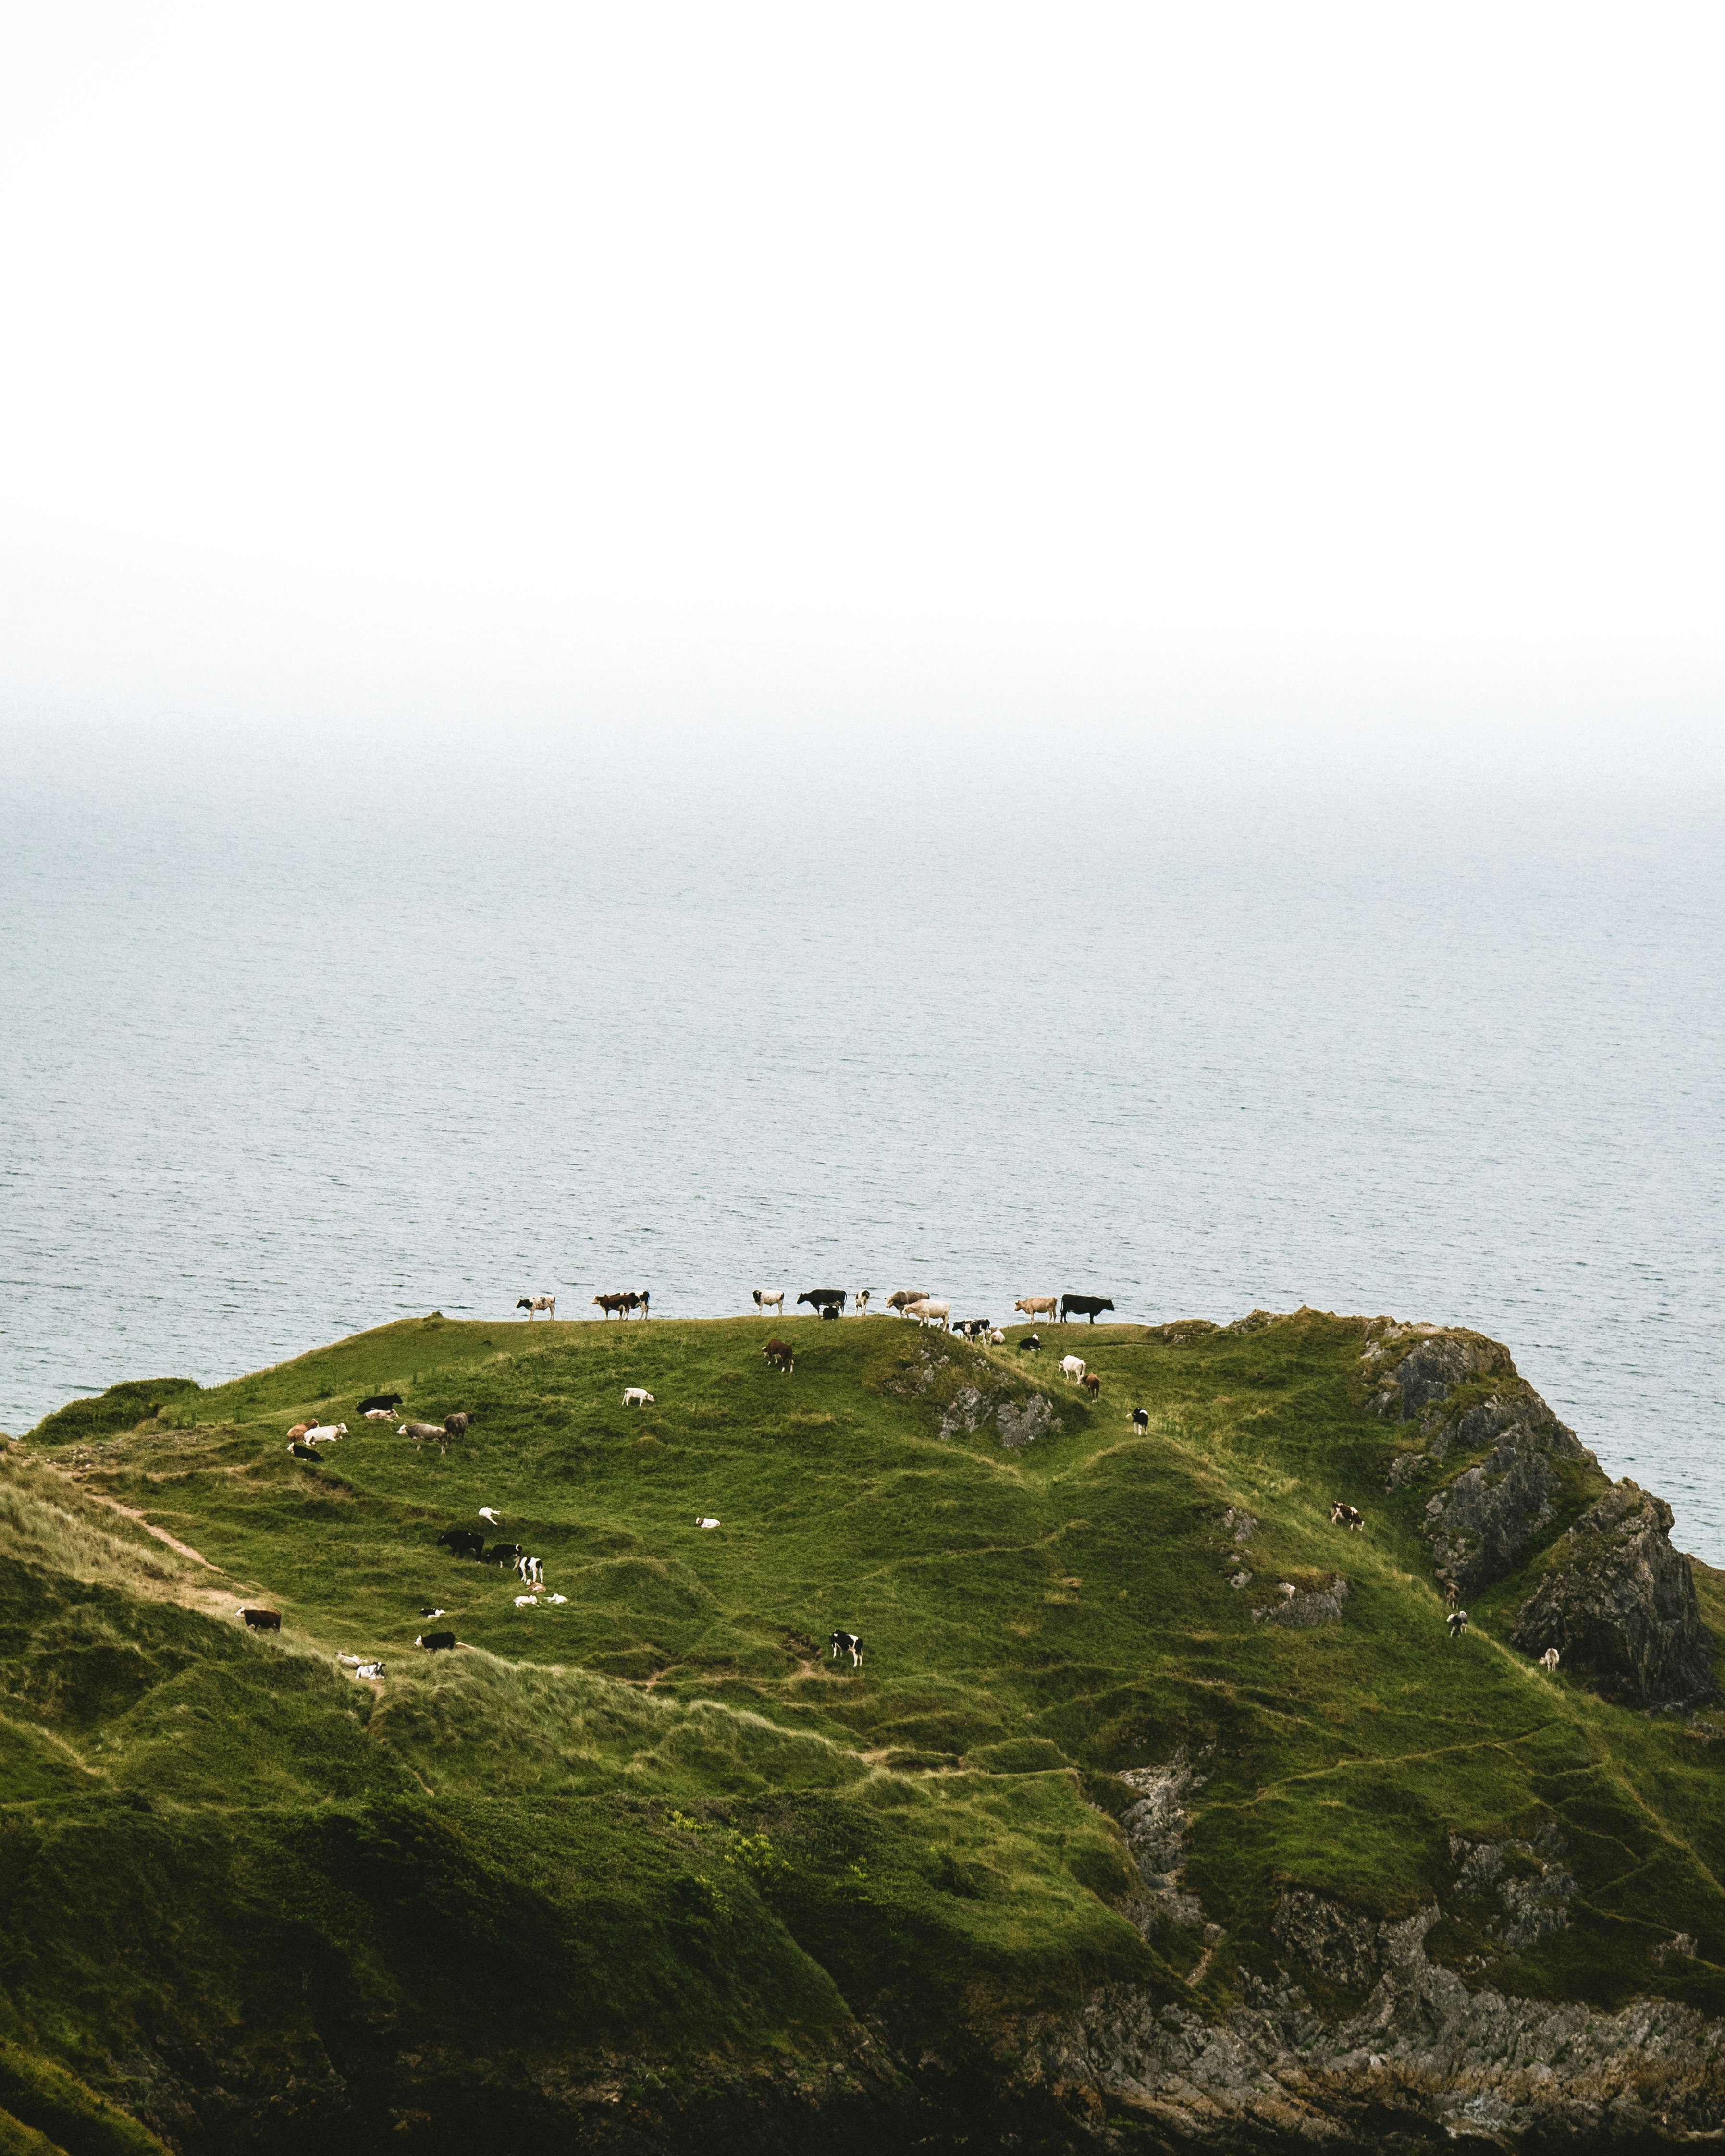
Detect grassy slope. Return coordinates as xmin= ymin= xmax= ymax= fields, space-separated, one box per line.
xmin=5 ymin=1309 xmax=1725 ymax=2145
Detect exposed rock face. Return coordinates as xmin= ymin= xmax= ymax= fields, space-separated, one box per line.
xmin=1420 ymin=1385 xmax=1592 ymax=1596
xmin=1449 ymin=1823 xmax=1577 ymax=1950
xmin=994 ymin=1394 xmax=1060 ymax=1450
xmin=1251 ymin=1575 xmax=1349 ymax=1627
xmin=1116 ymin=1752 xmax=1209 ymax=1931
xmin=1510 ymin=1481 xmax=1715 ymax=1708
xmin=1362 ymin=1323 xmax=1516 ymax=1422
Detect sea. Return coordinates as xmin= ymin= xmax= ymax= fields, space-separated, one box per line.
xmin=3 ymin=720 xmax=1721 ymax=1561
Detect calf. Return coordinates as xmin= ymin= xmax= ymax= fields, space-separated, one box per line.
xmin=1330 ymin=1502 xmax=1365 ymax=1531
xmin=436 ymin=1527 xmax=486 ymax=1559
xmin=1060 ymin=1295 xmax=1115 ymax=1324
xmin=764 ymin=1337 xmax=795 ymax=1374
xmin=1081 ymin=1372 xmax=1101 ymax=1400
xmin=419 ymin=1605 xmax=446 ymax=1618
xmin=287 ymin=1442 xmax=321 ymax=1462
xmin=854 ymin=1290 xmax=872 ymax=1314
xmin=886 ymin=1289 xmax=929 ymax=1316
xmin=238 ymin=1606 xmax=281 ymax=1631
xmin=516 ymin=1554 xmax=543 ymax=1589
xmin=828 ymin=1630 xmax=864 ymax=1667
xmin=514 ymin=1594 xmax=539 ymax=1608
xmin=798 ymin=1289 xmax=844 ymax=1314
xmin=1059 ymin=1355 xmax=1086 ymax=1383
xmin=416 ymin=1630 xmax=457 ymax=1652
xmin=953 ymin=1318 xmax=992 ymax=1339
xmin=1540 ymin=1646 xmax=1561 ymax=1674
xmin=696 ymin=1516 xmax=720 ymax=1530
xmin=1130 ymin=1407 xmax=1149 ymax=1433
xmin=820 ymin=1301 xmax=841 ymax=1321
xmin=478 ymin=1507 xmax=503 ymax=1525
xmin=357 ymin=1393 xmax=403 ymax=1413
xmin=1020 ymin=1333 xmax=1041 ymax=1354
xmin=354 ymin=1660 xmax=385 ymax=1680
xmin=752 ymin=1290 xmax=785 ymax=1314
xmin=1015 ymin=1296 xmax=1057 ymax=1321
xmin=623 ymin=1387 xmax=655 ymax=1408
xmin=518 ymin=1295 xmax=556 ymax=1320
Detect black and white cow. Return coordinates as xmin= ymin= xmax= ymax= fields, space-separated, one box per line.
xmin=1447 ymin=1610 xmax=1469 ymax=1641
xmin=287 ymin=1442 xmax=321 ymax=1463
xmin=1019 ymin=1333 xmax=1041 ymax=1354
xmin=358 ymin=1392 xmax=403 ymax=1413
xmin=1060 ymin=1295 xmax=1115 ymax=1324
xmin=483 ymin=1542 xmax=524 ymax=1568
xmin=954 ymin=1318 xmax=993 ymax=1339
xmin=828 ymin=1630 xmax=864 ymax=1667
xmin=1330 ymin=1502 xmax=1365 ymax=1531
xmin=1130 ymin=1407 xmax=1149 ymax=1433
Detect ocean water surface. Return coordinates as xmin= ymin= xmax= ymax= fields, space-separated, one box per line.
xmin=3 ymin=726 xmax=1720 ymax=1559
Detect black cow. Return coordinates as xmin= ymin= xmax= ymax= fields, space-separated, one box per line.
xmin=1060 ymin=1295 xmax=1115 ymax=1324
xmin=239 ymin=1607 xmax=281 ymax=1631
xmin=819 ymin=1301 xmax=841 ymax=1321
xmin=287 ymin=1442 xmax=321 ymax=1463
xmin=828 ymin=1629 xmax=864 ymax=1667
xmin=1130 ymin=1407 xmax=1149 ymax=1433
xmin=358 ymin=1392 xmax=403 ymax=1413
xmin=483 ymin=1542 xmax=524 ymax=1567
xmin=1020 ymin=1333 xmax=1041 ymax=1354
xmin=436 ymin=1527 xmax=485 ymax=1559
xmin=798 ymin=1289 xmax=845 ymax=1313
xmin=416 ymin=1630 xmax=457 ymax=1652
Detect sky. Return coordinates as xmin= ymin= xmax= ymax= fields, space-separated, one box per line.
xmin=0 ymin=1 xmax=1721 ymax=755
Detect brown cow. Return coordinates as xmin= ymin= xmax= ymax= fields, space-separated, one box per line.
xmin=1082 ymin=1372 xmax=1101 ymax=1400
xmin=886 ymin=1290 xmax=929 ymax=1316
xmin=238 ymin=1606 xmax=281 ymax=1631
xmin=763 ymin=1337 xmax=795 ymax=1374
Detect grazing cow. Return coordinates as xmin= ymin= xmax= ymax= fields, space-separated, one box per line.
xmin=696 ymin=1517 xmax=720 ymax=1530
xmin=518 ymin=1295 xmax=556 ymax=1320
xmin=798 ymin=1289 xmax=845 ymax=1314
xmin=400 ymin=1421 xmax=450 ymax=1451
xmin=419 ymin=1605 xmax=446 ymax=1618
xmin=305 ymin=1423 xmax=348 ymax=1443
xmin=1082 ymin=1372 xmax=1101 ymax=1400
xmin=1060 ymin=1295 xmax=1116 ymax=1324
xmin=753 ymin=1290 xmax=785 ymax=1315
xmin=238 ymin=1606 xmax=281 ymax=1631
xmin=1130 ymin=1407 xmax=1149 ymax=1433
xmin=436 ymin=1527 xmax=485 ymax=1559
xmin=908 ymin=1300 xmax=950 ymax=1330
xmin=1059 ymin=1356 xmax=1086 ymax=1383
xmin=444 ymin=1412 xmax=470 ymax=1438
xmin=517 ymin=1554 xmax=544 ymax=1589
xmin=1330 ymin=1502 xmax=1365 ymax=1531
xmin=484 ymin=1543 xmax=523 ymax=1568
xmin=286 ymin=1423 xmax=312 ymax=1440
xmin=886 ymin=1290 xmax=929 ymax=1316
xmin=1447 ymin=1610 xmax=1469 ymax=1641
xmin=593 ymin=1293 xmax=632 ymax=1319
xmin=1540 ymin=1647 xmax=1561 ymax=1674
xmin=623 ymin=1387 xmax=655 ymax=1408
xmin=416 ymin=1630 xmax=457 ymax=1652
xmin=1015 ymin=1297 xmax=1057 ymax=1321
xmin=829 ymin=1630 xmax=864 ymax=1667
xmin=764 ymin=1337 xmax=795 ymax=1374
xmin=358 ymin=1393 xmax=403 ymax=1413
xmin=1020 ymin=1333 xmax=1041 ymax=1354
xmin=953 ymin=1318 xmax=992 ymax=1339
xmin=819 ymin=1302 xmax=841 ymax=1322
xmin=288 ymin=1442 xmax=321 ymax=1462
xmin=363 ymin=1408 xmax=394 ymax=1422
xmin=855 ymin=1291 xmax=872 ymax=1315
xmin=478 ymin=1507 xmax=502 ymax=1525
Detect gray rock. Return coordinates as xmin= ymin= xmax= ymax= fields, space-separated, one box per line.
xmin=1449 ymin=1826 xmax=1576 ymax=1950
xmin=1420 ymin=1385 xmax=1591 ymax=1596
xmin=1509 ymin=1480 xmax=1715 ymax=1707
xmin=994 ymin=1394 xmax=1060 ymax=1450
xmin=1116 ymin=1753 xmax=1209 ymax=1931
xmin=1251 ymin=1575 xmax=1349 ymax=1627
xmin=1361 ymin=1324 xmax=1516 ymax=1421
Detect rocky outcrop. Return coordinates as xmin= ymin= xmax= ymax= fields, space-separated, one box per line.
xmin=1449 ymin=1823 xmax=1577 ymax=1951
xmin=1251 ymin=1575 xmax=1349 ymax=1627
xmin=1116 ymin=1753 xmax=1210 ymax=1932
xmin=1419 ymin=1385 xmax=1593 ymax=1596
xmin=1510 ymin=1481 xmax=1715 ymax=1708
xmin=1361 ymin=1323 xmax=1516 ymax=1422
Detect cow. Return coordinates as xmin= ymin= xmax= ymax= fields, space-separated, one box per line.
xmin=363 ymin=1408 xmax=394 ymax=1422
xmin=623 ymin=1388 xmax=655 ymax=1408
xmin=593 ymin=1293 xmax=632 ymax=1319
xmin=633 ymin=1291 xmax=651 ymax=1320
xmin=1445 ymin=1581 xmax=1461 ymax=1606
xmin=518 ymin=1295 xmax=556 ymax=1320
xmin=1082 ymin=1372 xmax=1101 ymax=1400
xmin=400 ymin=1421 xmax=450 ymax=1451
xmin=516 ymin=1554 xmax=544 ymax=1589
xmin=1330 ymin=1502 xmax=1365 ymax=1531
xmin=1059 ymin=1356 xmax=1086 ymax=1383
xmin=358 ymin=1393 xmax=403 ymax=1413
xmin=1015 ymin=1297 xmax=1057 ymax=1321
xmin=1447 ymin=1610 xmax=1469 ymax=1641
xmin=798 ymin=1289 xmax=844 ymax=1314
xmin=1020 ymin=1333 xmax=1041 ymax=1354
xmin=953 ymin=1318 xmax=992 ymax=1339
xmin=478 ymin=1507 xmax=502 ymax=1525
xmin=696 ymin=1517 xmax=720 ymax=1529
xmin=1540 ymin=1647 xmax=1561 ymax=1674
xmin=752 ymin=1290 xmax=785 ymax=1314
xmin=483 ymin=1543 xmax=523 ymax=1567
xmin=416 ymin=1630 xmax=457 ymax=1651
xmin=829 ymin=1630 xmax=864 ymax=1667
xmin=820 ymin=1302 xmax=841 ymax=1322
xmin=238 ymin=1606 xmax=281 ymax=1631
xmin=419 ymin=1605 xmax=446 ymax=1618
xmin=886 ymin=1290 xmax=929 ymax=1316
xmin=436 ymin=1527 xmax=485 ymax=1559
xmin=908 ymin=1300 xmax=950 ymax=1330
xmin=354 ymin=1660 xmax=385 ymax=1679
xmin=1060 ymin=1295 xmax=1115 ymax=1324
xmin=304 ymin=1423 xmax=347 ymax=1443
xmin=286 ymin=1423 xmax=312 ymax=1440
xmin=855 ymin=1290 xmax=872 ymax=1315
xmin=444 ymin=1412 xmax=470 ymax=1438
xmin=287 ymin=1442 xmax=321 ymax=1462
xmin=764 ymin=1337 xmax=795 ymax=1374
xmin=1130 ymin=1407 xmax=1149 ymax=1433
xmin=546 ymin=1593 xmax=567 ymax=1604
xmin=514 ymin=1594 xmax=539 ymax=1608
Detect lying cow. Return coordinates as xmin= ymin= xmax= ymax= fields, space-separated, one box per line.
xmin=287 ymin=1442 xmax=321 ymax=1462
xmin=752 ymin=1290 xmax=784 ymax=1314
xmin=763 ymin=1337 xmax=795 ymax=1374
xmin=416 ymin=1630 xmax=457 ymax=1652
xmin=1015 ymin=1296 xmax=1057 ymax=1321
xmin=286 ymin=1422 xmax=312 ymax=1440
xmin=1059 ymin=1356 xmax=1086 ymax=1383
xmin=363 ymin=1408 xmax=394 ymax=1422
xmin=1330 ymin=1502 xmax=1365 ymax=1531
xmin=1020 ymin=1333 xmax=1041 ymax=1354
xmin=1060 ymin=1295 xmax=1115 ymax=1324
xmin=623 ymin=1388 xmax=655 ymax=1408
xmin=238 ymin=1606 xmax=281 ymax=1631
xmin=357 ymin=1392 xmax=403 ymax=1413
xmin=436 ymin=1527 xmax=485 ymax=1559
xmin=304 ymin=1422 xmax=347 ymax=1443
xmin=829 ymin=1629 xmax=864 ymax=1667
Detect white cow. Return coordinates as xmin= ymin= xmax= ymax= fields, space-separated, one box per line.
xmin=854 ymin=1290 xmax=872 ymax=1315
xmin=304 ymin=1422 xmax=348 ymax=1443
xmin=363 ymin=1408 xmax=394 ymax=1422
xmin=752 ymin=1290 xmax=784 ymax=1315
xmin=696 ymin=1516 xmax=720 ymax=1530
xmin=1059 ymin=1356 xmax=1086 ymax=1383
xmin=479 ymin=1507 xmax=503 ymax=1524
xmin=1540 ymin=1647 xmax=1561 ymax=1674
xmin=517 ymin=1295 xmax=556 ymax=1320
xmin=908 ymin=1300 xmax=950 ymax=1330
xmin=623 ymin=1387 xmax=655 ymax=1408
xmin=514 ymin=1594 xmax=539 ymax=1608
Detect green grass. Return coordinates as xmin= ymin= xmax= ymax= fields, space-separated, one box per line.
xmin=4 ymin=1307 xmax=1724 ymax=2148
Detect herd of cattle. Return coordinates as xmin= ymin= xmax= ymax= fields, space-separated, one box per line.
xmin=507 ymin=1288 xmax=1120 ymax=1326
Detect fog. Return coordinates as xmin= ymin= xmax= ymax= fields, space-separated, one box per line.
xmin=0 ymin=2 xmax=1721 ymax=757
